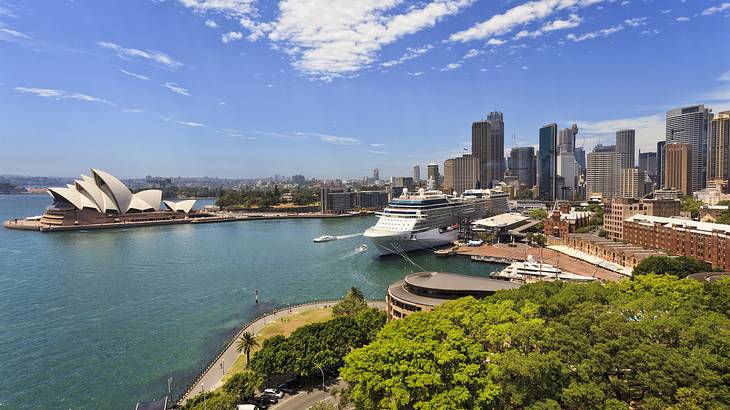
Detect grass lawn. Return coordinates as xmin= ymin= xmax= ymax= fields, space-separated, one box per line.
xmin=225 ymin=307 xmax=334 ymax=379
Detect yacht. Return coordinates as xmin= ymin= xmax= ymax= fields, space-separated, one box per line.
xmin=313 ymin=235 xmax=337 ymax=243
xmin=364 ymin=187 xmax=509 ymax=255
xmin=494 ymin=255 xmax=596 ymax=282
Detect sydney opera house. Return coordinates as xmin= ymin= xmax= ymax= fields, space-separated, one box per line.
xmin=36 ymin=168 xmax=198 ymax=228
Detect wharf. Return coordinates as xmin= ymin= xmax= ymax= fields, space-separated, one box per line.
xmin=457 ymin=243 xmax=623 ymax=282
xmin=3 ymin=211 xmax=370 ymax=233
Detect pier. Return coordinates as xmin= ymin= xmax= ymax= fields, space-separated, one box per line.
xmin=457 ymin=243 xmax=624 ymax=282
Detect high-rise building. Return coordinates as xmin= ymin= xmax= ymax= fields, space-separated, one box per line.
xmin=373 ymin=168 xmax=379 ymax=181
xmin=427 ymin=163 xmax=440 ymax=189
xmin=586 ymin=144 xmax=621 ymax=199
xmin=620 ymin=168 xmax=646 ymax=199
xmin=472 ymin=112 xmax=504 ymax=188
xmin=657 ymin=141 xmax=666 ymax=189
xmin=558 ymin=123 xmax=578 ymax=154
xmin=575 ymin=147 xmax=586 ymax=171
xmin=292 ymin=174 xmax=306 ymax=185
xmin=443 ymin=154 xmax=476 ymax=195
xmin=413 ymin=165 xmax=421 ymax=182
xmin=638 ymin=152 xmax=658 ymax=178
xmin=666 ymin=105 xmax=712 ymax=192
xmin=616 ymin=129 xmax=636 ymax=169
xmin=538 ymin=123 xmax=558 ymax=201
xmin=663 ymin=143 xmax=693 ymax=195
xmin=707 ymin=111 xmax=730 ymax=185
xmin=509 ymin=147 xmax=536 ymax=189
xmin=487 ymin=111 xmax=505 ymax=180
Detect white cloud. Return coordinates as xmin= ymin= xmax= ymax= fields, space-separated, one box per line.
xmin=512 ymin=13 xmax=583 ymax=40
xmin=14 ymin=87 xmax=114 ymax=105
xmin=0 ymin=28 xmax=31 ymax=41
xmin=463 ymin=48 xmax=480 ymax=59
xmin=486 ymin=38 xmax=507 ymax=46
xmin=120 ymin=69 xmax=150 ymax=80
xmin=701 ymin=3 xmax=730 ymax=16
xmin=318 ymin=135 xmax=360 ymax=145
xmin=719 ymin=71 xmax=730 ymax=82
xmin=521 ymin=65 xmax=528 ymax=70
xmin=675 ymin=16 xmax=690 ymax=22
xmin=0 ymin=6 xmax=18 ymax=18
xmin=660 ymin=9 xmax=672 ymax=14
xmin=268 ymin=0 xmax=475 ymax=79
xmin=122 ymin=108 xmax=143 ymax=113
xmin=566 ymin=24 xmax=624 ymax=42
xmin=160 ymin=116 xmax=205 ymax=127
xmin=440 ymin=62 xmax=462 ymax=71
xmin=623 ymin=17 xmax=647 ymax=27
xmin=221 ymin=31 xmax=243 ymax=43
xmin=177 ymin=0 xmax=255 ymax=16
xmin=162 ymin=82 xmax=191 ymax=96
xmin=370 ymin=143 xmax=385 ymax=147
xmin=219 ymin=101 xmax=228 ymax=106
xmin=98 ymin=41 xmax=183 ymax=70
xmin=205 ymin=19 xmax=219 ymax=28
xmin=449 ymin=0 xmax=603 ymax=43
xmin=380 ymin=44 xmax=433 ymax=68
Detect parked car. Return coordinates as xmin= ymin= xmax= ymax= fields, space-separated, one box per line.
xmin=276 ymin=384 xmax=296 ymax=395
xmin=245 ymin=399 xmax=268 ymax=409
xmin=237 ymin=405 xmax=260 ymax=410
xmin=263 ymin=388 xmax=285 ymax=399
xmin=257 ymin=395 xmax=278 ymax=405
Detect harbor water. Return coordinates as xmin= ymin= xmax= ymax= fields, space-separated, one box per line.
xmin=0 ymin=194 xmax=501 ymax=409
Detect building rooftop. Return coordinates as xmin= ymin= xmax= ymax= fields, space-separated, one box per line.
xmin=404 ymin=271 xmax=521 ymax=293
xmin=626 ymin=214 xmax=730 ymax=236
xmin=473 ymin=213 xmax=528 ymax=228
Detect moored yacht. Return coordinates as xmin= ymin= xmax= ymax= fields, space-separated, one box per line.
xmin=494 ymin=255 xmax=596 ymax=282
xmin=364 ymin=187 xmax=509 ymax=255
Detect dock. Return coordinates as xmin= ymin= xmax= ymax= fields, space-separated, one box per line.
xmin=457 ymin=243 xmax=624 ymax=282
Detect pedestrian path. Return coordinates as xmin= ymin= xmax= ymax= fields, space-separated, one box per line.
xmin=179 ymin=300 xmax=385 ymax=404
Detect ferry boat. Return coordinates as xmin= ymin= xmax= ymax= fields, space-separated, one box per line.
xmin=493 ymin=255 xmax=596 ymax=282
xmin=313 ymin=235 xmax=337 ymax=243
xmin=364 ymin=187 xmax=509 ymax=255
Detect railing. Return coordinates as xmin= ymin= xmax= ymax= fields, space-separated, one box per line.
xmin=174 ymin=299 xmax=385 ymax=405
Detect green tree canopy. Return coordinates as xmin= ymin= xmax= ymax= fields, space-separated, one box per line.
xmin=632 ymin=255 xmax=712 ymax=278
xmin=222 ymin=370 xmax=262 ymax=401
xmin=341 ymin=276 xmax=730 ymax=409
xmin=680 ymin=195 xmax=703 ymax=219
xmin=528 ymin=209 xmax=549 ymax=220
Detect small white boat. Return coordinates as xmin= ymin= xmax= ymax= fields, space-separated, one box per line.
xmin=313 ymin=235 xmax=338 ymax=243
xmin=494 ymin=255 xmax=596 ymax=282
xmin=357 ymin=244 xmax=369 ymax=252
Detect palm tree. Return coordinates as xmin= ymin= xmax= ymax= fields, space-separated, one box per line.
xmin=236 ymin=332 xmax=259 ymax=366
xmin=347 ymin=286 xmax=365 ymax=302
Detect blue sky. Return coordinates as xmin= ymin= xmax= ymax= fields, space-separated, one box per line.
xmin=1 ymin=0 xmax=729 ymax=179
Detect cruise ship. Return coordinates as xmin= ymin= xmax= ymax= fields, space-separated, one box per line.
xmin=364 ymin=187 xmax=509 ymax=255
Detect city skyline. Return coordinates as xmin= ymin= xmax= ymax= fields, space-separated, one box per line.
xmin=1 ymin=0 xmax=730 ymax=179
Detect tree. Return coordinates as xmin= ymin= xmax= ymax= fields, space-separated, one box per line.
xmin=680 ymin=195 xmax=703 ymax=219
xmin=632 ymin=255 xmax=711 ymax=278
xmin=529 ymin=209 xmax=549 ymax=220
xmin=183 ymin=391 xmax=236 ymax=410
xmin=222 ymin=371 xmax=262 ymax=401
xmin=236 ymin=332 xmax=259 ymax=366
xmin=598 ymin=229 xmax=608 ymax=238
xmin=333 ymin=288 xmax=368 ymax=317
xmin=341 ymin=276 xmax=730 ymax=409
xmin=347 ymin=286 xmax=365 ymax=302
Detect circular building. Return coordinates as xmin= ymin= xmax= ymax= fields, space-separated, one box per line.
xmin=387 ymin=271 xmax=521 ymax=320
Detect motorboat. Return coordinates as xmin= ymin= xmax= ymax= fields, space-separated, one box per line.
xmin=313 ymin=235 xmax=337 ymax=243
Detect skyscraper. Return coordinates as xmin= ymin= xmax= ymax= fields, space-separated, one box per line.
xmin=373 ymin=168 xmax=379 ymax=181
xmin=538 ymin=123 xmax=558 ymax=201
xmin=638 ymin=152 xmax=657 ymax=177
xmin=707 ymin=111 xmax=730 ymax=185
xmin=427 ymin=163 xmax=440 ymax=189
xmin=663 ymin=143 xmax=692 ymax=195
xmin=413 ymin=165 xmax=421 ymax=182
xmin=657 ymin=140 xmax=666 ymax=189
xmin=558 ymin=123 xmax=578 ymax=154
xmin=586 ymin=144 xmax=621 ymax=199
xmin=666 ymin=105 xmax=712 ymax=192
xmin=620 ymin=168 xmax=646 ymax=199
xmin=509 ymin=147 xmax=536 ymax=189
xmin=616 ymin=129 xmax=636 ymax=169
xmin=472 ymin=112 xmax=504 ymax=188
xmin=443 ymin=154 xmax=476 ymax=195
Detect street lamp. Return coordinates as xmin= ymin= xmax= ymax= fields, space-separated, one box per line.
xmin=317 ymin=366 xmax=326 ymax=401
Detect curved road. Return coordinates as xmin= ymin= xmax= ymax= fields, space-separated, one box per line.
xmin=180 ymin=301 xmax=385 ymax=404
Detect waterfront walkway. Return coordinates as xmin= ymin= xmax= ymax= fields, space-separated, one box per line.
xmin=179 ymin=300 xmax=386 ymax=405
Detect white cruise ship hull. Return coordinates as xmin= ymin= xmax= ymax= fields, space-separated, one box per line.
xmin=364 ymin=227 xmax=458 ymax=255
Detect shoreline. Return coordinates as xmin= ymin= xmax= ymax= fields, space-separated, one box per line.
xmin=3 ymin=211 xmax=373 ymax=233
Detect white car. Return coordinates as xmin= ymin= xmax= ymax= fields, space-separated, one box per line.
xmin=237 ymin=405 xmax=259 ymax=410
xmin=263 ymin=388 xmax=285 ymax=399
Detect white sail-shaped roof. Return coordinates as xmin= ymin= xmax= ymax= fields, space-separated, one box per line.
xmin=46 ymin=169 xmax=162 ymax=215
xmin=92 ymin=168 xmax=133 ymax=213
xmin=163 ymin=200 xmax=196 ymax=213
xmin=134 ymin=190 xmax=162 ymax=211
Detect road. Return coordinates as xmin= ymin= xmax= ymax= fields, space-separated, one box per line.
xmin=271 ymin=379 xmax=347 ymax=410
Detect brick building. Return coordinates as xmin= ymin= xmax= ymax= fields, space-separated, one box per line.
xmin=543 ymin=202 xmax=591 ymax=238
xmin=624 ymin=215 xmax=730 ymax=270
xmin=563 ymin=233 xmax=665 ymax=269
xmin=604 ymin=197 xmax=682 ymax=240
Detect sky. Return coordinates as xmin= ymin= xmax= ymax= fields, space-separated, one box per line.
xmin=1 ymin=0 xmax=729 ymax=179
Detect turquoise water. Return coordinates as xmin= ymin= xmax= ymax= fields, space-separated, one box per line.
xmin=0 ymin=195 xmax=500 ymax=409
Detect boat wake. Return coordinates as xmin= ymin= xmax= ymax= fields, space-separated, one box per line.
xmin=336 ymin=233 xmax=363 ymax=239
